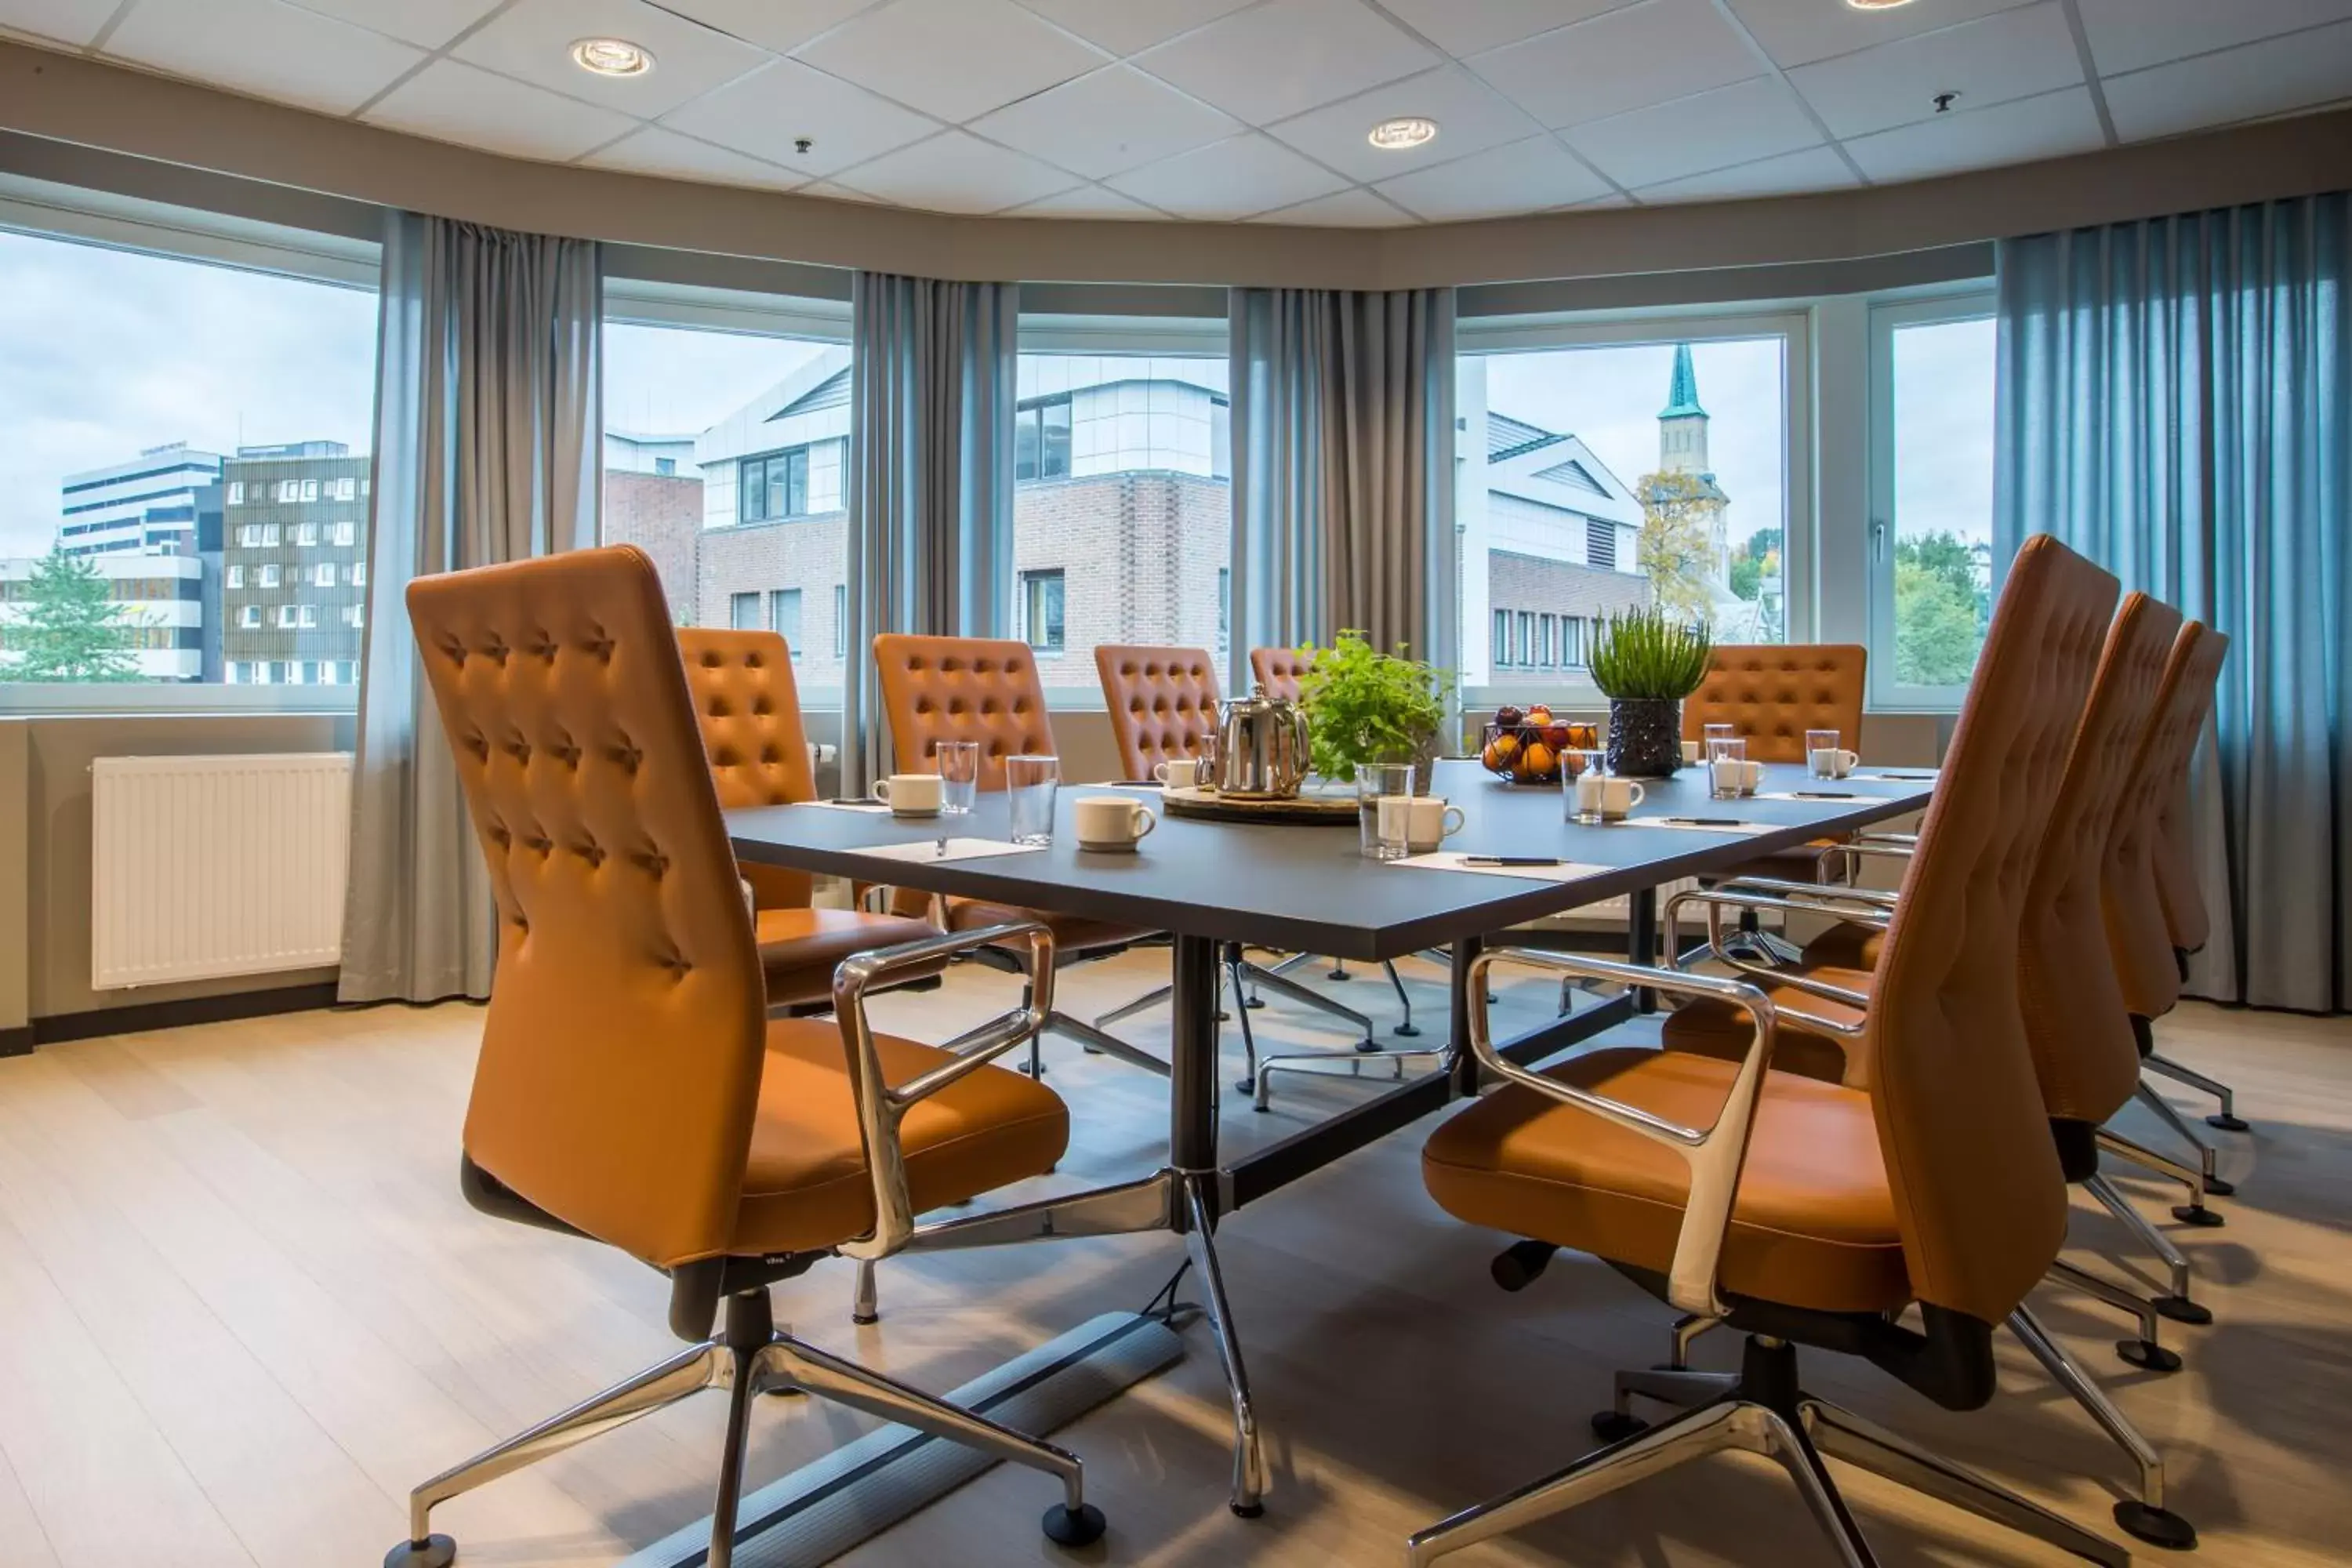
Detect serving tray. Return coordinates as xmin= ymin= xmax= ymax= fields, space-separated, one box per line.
xmin=1162 ymin=783 xmax=1359 ymax=826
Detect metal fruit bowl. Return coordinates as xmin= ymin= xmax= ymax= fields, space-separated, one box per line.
xmin=1477 ymin=719 xmax=1601 ymax=786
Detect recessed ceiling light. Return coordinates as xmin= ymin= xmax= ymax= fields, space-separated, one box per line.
xmin=572 ymin=37 xmax=654 ymax=77
xmin=1368 ymin=116 xmax=1439 ymax=151
xmin=1845 ymin=0 xmax=1917 ymax=9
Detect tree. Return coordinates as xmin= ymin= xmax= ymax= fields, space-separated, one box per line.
xmin=2 ymin=547 xmax=145 ymax=682
xmin=1891 ymin=530 xmax=1990 ymax=686
xmin=1635 ymin=470 xmax=1719 ymax=622
xmin=1729 ymin=552 xmax=1763 ymax=602
xmin=1745 ymin=527 xmax=1782 ymax=564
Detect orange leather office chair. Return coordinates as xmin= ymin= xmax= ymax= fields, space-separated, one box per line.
xmin=385 ymin=549 xmax=1105 ymax=1568
xmin=1406 ymin=536 xmax=2130 ymax=1568
xmin=678 ymin=628 xmax=939 ymax=1013
xmin=1249 ymin=643 xmax=1310 ymax=700
xmin=871 ymin=633 xmax=1170 ymax=1082
xmin=2143 ymin=656 xmax=2247 ymax=1133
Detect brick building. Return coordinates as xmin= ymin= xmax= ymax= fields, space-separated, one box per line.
xmin=603 ymin=468 xmax=704 ymax=625
xmin=219 ymin=441 xmax=369 ymax=687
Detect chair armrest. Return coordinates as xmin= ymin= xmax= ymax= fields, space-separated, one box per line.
xmin=829 ymin=921 xmax=1056 ymax=1261
xmin=1461 ymin=949 xmax=1778 ymax=1319
xmin=1715 ymin=876 xmax=1897 ymax=909
xmin=1664 ymin=886 xmax=1886 ymax=1010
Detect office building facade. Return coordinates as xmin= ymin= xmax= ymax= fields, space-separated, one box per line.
xmin=58 ymin=442 xmax=224 ymax=558
xmin=218 ymin=441 xmax=371 ymax=687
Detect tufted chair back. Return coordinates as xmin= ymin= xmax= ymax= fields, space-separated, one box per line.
xmin=2103 ymin=623 xmax=2229 ymax=1018
xmin=1250 ymin=645 xmax=1312 ymax=702
xmin=2017 ymin=593 xmax=2180 ymax=1127
xmin=1095 ymin=644 xmax=1221 ymax=781
xmin=872 ymin=633 xmax=1054 ymax=790
xmin=408 ymin=546 xmax=767 ymax=1272
xmin=2151 ymin=782 xmax=2208 ymax=955
xmin=677 ymin=628 xmax=817 ymax=912
xmin=1682 ymin=644 xmax=1867 ymax=763
xmin=1860 ymin=535 xmax=2116 ymax=1328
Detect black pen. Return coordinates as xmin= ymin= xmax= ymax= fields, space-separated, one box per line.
xmin=1660 ymin=817 xmax=1745 ymax=827
xmin=1791 ymin=790 xmax=1857 ymax=800
xmin=1461 ymin=855 xmax=1565 ymax=866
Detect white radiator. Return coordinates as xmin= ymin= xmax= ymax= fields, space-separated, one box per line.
xmin=90 ymin=753 xmax=355 ymax=989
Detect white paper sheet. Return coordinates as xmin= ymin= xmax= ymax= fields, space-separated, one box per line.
xmin=805 ymin=799 xmax=895 ymax=814
xmin=854 ymin=837 xmax=1046 ymax=865
xmin=1388 ymin=852 xmax=1610 ymax=884
xmin=1617 ymin=815 xmax=1777 ymax=835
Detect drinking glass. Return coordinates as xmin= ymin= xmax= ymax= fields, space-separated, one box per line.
xmin=1006 ymin=754 xmax=1059 ymax=845
xmin=936 ymin=739 xmax=980 ymax=815
xmin=1806 ymin=728 xmax=1852 ymax=779
xmin=1708 ymin=735 xmax=1748 ymax=802
xmin=1356 ymin=761 xmax=1415 ymax=861
xmin=1701 ymin=722 xmax=1736 ymax=757
xmin=1564 ymin=750 xmax=1610 ymax=825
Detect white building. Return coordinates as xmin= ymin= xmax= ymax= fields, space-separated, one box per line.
xmin=0 ymin=553 xmax=205 ymax=681
xmin=59 ymin=442 xmax=224 ymax=557
xmin=696 ymin=347 xmax=853 ymax=531
xmin=604 ymin=430 xmax=696 ymax=477
xmin=1014 ymin=354 xmax=1230 ymax=481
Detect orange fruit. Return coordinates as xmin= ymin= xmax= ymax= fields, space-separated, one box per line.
xmin=1519 ymin=739 xmax=1557 ymax=779
xmin=1483 ymin=732 xmax=1519 ymax=772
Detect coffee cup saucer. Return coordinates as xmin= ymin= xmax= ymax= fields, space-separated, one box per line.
xmin=891 ymin=805 xmax=941 ymax=819
xmin=1078 ymin=838 xmax=1140 ymax=854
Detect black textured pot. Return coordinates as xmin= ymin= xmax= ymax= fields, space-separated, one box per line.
xmin=1606 ymin=697 xmax=1684 ymax=779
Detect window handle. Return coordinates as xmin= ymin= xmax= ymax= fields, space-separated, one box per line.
xmin=1870 ymin=518 xmax=1888 ymax=564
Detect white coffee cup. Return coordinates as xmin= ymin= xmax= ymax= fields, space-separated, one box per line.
xmin=1809 ymin=746 xmax=1860 ymax=779
xmin=1576 ymin=774 xmax=1646 ymax=821
xmin=1154 ymin=757 xmax=1211 ymax=787
xmin=873 ymin=773 xmax=942 ymax=816
xmin=1680 ymin=739 xmax=1702 ymax=766
xmin=1405 ymin=797 xmax=1467 ymax=853
xmin=1075 ymin=793 xmax=1157 ymax=851
xmin=1709 ymin=757 xmax=1763 ymax=797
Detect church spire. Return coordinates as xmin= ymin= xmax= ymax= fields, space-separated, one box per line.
xmin=1660 ymin=341 xmax=1704 ymax=419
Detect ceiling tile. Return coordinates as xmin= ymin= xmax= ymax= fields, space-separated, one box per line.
xmin=1005 ymin=183 xmax=1163 ymax=218
xmin=281 ymin=0 xmax=501 ymax=51
xmin=1010 ymin=0 xmax=1257 ymax=56
xmin=795 ymin=0 xmax=1105 ymax=123
xmin=1250 ymin=187 xmax=1416 ymax=227
xmin=1376 ymin=0 xmax=1638 ymax=58
xmin=579 ymin=125 xmax=808 ymax=188
xmin=364 ymin=58 xmax=640 ymax=162
xmin=1472 ymin=0 xmax=1765 ymax=129
xmin=1722 ymin=0 xmax=2042 ymax=70
xmin=800 ymin=179 xmax=887 ymax=204
xmin=1265 ymin=65 xmax=1541 ymax=185
xmin=452 ymin=0 xmax=770 ymax=120
xmin=0 ymin=0 xmax=125 ymax=47
xmin=649 ymin=0 xmax=882 ymax=55
xmin=2103 ymin=19 xmax=2352 ymax=141
xmin=970 ymin=64 xmax=1239 ymax=179
xmin=828 ymin=129 xmax=1080 ymax=212
xmin=1374 ymin=134 xmax=1613 ymax=220
xmin=1105 ymin=132 xmax=1351 ymax=220
xmin=1633 ymin=143 xmax=1857 ymax=202
xmin=2076 ymin=0 xmax=2352 ymax=77
xmin=659 ymin=57 xmax=940 ymax=177
xmin=1787 ymin=1 xmax=2081 ymax=140
xmin=1134 ymin=0 xmax=1440 ymax=125
xmin=104 ymin=0 xmax=426 ymax=116
xmin=1842 ymin=85 xmax=2103 ymax=183
xmin=1566 ymin=74 xmax=1820 ymax=190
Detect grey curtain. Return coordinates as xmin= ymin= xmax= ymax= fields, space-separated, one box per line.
xmin=1994 ymin=192 xmax=2350 ymax=1011
xmin=841 ymin=272 xmax=1019 ymax=793
xmin=339 ymin=212 xmax=601 ymax=1004
xmin=1229 ymin=287 xmax=1457 ymax=695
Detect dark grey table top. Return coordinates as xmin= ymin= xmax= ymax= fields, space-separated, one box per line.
xmin=727 ymin=758 xmax=1934 ymax=961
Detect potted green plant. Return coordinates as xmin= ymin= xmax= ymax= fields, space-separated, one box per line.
xmin=1294 ymin=630 xmax=1452 ymax=791
xmin=1588 ymin=607 xmax=1712 ymax=778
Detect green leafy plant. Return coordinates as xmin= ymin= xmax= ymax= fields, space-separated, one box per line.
xmin=1294 ymin=630 xmax=1452 ymax=782
xmin=1588 ymin=606 xmax=1712 ymax=700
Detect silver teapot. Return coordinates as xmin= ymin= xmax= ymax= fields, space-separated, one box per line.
xmin=1214 ymin=685 xmax=1312 ymax=800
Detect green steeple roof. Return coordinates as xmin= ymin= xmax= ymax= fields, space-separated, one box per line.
xmin=1659 ymin=342 xmax=1705 ymax=419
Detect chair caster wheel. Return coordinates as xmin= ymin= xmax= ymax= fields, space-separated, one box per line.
xmin=2207 ymin=1113 xmax=2249 ymax=1132
xmin=1243 ymin=996 xmax=1266 ymax=1010
xmin=2172 ymin=1203 xmax=2225 ymax=1227
xmin=1327 ymin=967 xmax=1350 ymax=982
xmin=1235 ymin=1076 xmax=1255 ymax=1095
xmin=2115 ymin=1500 xmax=2198 ymax=1550
xmin=2116 ymin=1338 xmax=2183 ymax=1373
xmin=2152 ymin=1294 xmax=2212 ymax=1326
xmin=1230 ymin=1501 xmax=1265 ymax=1519
xmin=384 ymin=1535 xmax=456 ymax=1568
xmin=850 ymin=1312 xmax=878 ymax=1327
xmin=1394 ymin=1022 xmax=1421 ymax=1037
xmin=1590 ymin=1410 xmax=1650 ymax=1444
xmin=1490 ymin=1239 xmax=1557 ymax=1293
xmin=1043 ymin=1502 xmax=1108 ymax=1546
xmin=2202 ymin=1174 xmax=2237 ymax=1196
xmin=1354 ymin=1037 xmax=1379 ymax=1054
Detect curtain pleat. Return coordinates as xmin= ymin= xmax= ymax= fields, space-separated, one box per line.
xmin=1994 ymin=193 xmax=2350 ymax=1011
xmin=338 ymin=212 xmax=601 ymax=1004
xmin=1229 ymin=286 xmax=1456 ymax=694
xmin=841 ymin=273 xmax=1018 ymax=793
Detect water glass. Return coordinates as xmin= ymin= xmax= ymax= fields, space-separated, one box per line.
xmin=1006 ymin=754 xmax=1059 ymax=845
xmin=1708 ymin=735 xmax=1748 ymax=801
xmin=1564 ymin=750 xmax=1609 ymax=824
xmin=1806 ymin=728 xmax=1858 ymax=779
xmin=1356 ymin=762 xmax=1416 ymax=861
xmin=936 ymin=739 xmax=980 ymax=815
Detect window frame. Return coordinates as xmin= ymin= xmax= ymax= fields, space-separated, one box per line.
xmin=1018 ymin=568 xmax=1067 ymax=656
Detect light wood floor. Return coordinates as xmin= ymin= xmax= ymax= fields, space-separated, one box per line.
xmin=0 ymin=951 xmax=2343 ymax=1568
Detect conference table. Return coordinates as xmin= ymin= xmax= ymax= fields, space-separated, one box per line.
xmin=727 ymin=757 xmax=1934 ymax=1519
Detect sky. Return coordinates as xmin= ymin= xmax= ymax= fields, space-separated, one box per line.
xmin=1889 ymin=314 xmax=1998 ymax=549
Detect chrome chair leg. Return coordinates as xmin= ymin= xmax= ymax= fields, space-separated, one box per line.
xmin=2145 ymin=1052 xmax=2247 ymax=1131
xmin=2006 ymin=1306 xmax=2197 ymax=1550
xmin=2134 ymin=1080 xmax=2235 ymax=1197
xmin=1043 ymin=1011 xmax=1171 ymax=1076
xmin=706 ymin=1345 xmax=760 ymax=1568
xmin=1240 ymin=960 xmax=1374 ymax=1046
xmin=1184 ymin=1177 xmax=1268 ymax=1517
xmin=2045 ymin=1258 xmax=2182 ymax=1372
xmin=2100 ymin=1124 xmax=2227 ymax=1221
xmin=848 ymin=1172 xmax=1177 ymax=1326
xmin=1799 ymin=1397 xmax=2129 ymax=1566
xmin=851 ymin=1258 xmax=880 ymax=1327
xmin=1763 ymin=1406 xmax=1880 ymax=1568
xmin=1094 ymin=981 xmax=1172 ymax=1031
xmin=1592 ymin=1367 xmax=1736 ymax=1442
xmin=2084 ymin=1172 xmax=2209 ymax=1324
xmin=1253 ymin=1045 xmax=1445 ymax=1111
xmin=1225 ymin=951 xmax=1262 ymax=1094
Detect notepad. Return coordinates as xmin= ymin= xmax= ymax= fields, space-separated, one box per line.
xmin=807 ymin=799 xmax=894 ymax=814
xmin=1618 ymin=815 xmax=1777 ymax=835
xmin=1388 ymin=852 xmax=1608 ymax=884
xmin=855 ymin=837 xmax=1045 ymax=865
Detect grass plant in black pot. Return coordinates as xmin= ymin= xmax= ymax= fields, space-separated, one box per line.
xmin=1588 ymin=607 xmax=1712 ymax=778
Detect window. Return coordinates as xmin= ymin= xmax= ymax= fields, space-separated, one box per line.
xmin=263 ymin=524 xmax=281 ymax=546
xmin=655 ymin=456 xmax=676 ymax=477
xmin=296 ymin=521 xmax=318 ymax=546
xmin=299 ymin=480 xmax=318 ymax=503
xmin=227 ymin=481 xmax=245 ymax=504
xmin=1456 ymin=329 xmax=1795 ymax=699
xmin=312 ymin=563 xmax=335 ymax=587
xmin=259 ymin=564 xmax=281 ymax=588
xmin=730 ymin=591 xmax=760 ymax=630
xmin=1870 ymin=299 xmax=1995 ymax=704
xmin=349 ymin=562 xmax=366 ymax=586
xmin=334 ymin=477 xmax=356 ymax=501
xmin=1012 ymin=348 xmax=1231 ymax=695
xmin=770 ymin=588 xmax=802 ymax=652
xmin=298 ymin=604 xmax=318 ymax=629
xmin=1018 ymin=569 xmax=1065 ymax=654
xmin=332 ymin=521 xmax=357 ymax=546
xmin=833 ymin=584 xmax=847 ymax=658
xmin=276 ymin=479 xmax=299 ymax=503
xmin=238 ymin=605 xmax=260 ymax=629
xmin=740 ymin=446 xmax=813 ymax=523
xmin=343 ymin=604 xmax=365 ymax=627
xmin=276 ymin=604 xmax=298 ymax=628
xmin=227 ymin=564 xmax=245 ymax=589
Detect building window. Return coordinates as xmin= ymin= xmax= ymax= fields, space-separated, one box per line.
xmin=296 ymin=521 xmax=318 ymax=546
xmin=1013 ymin=396 xmax=1073 ymax=482
xmin=1563 ymin=615 xmax=1587 ymax=667
xmin=259 ymin=564 xmax=281 ymax=588
xmin=332 ymin=521 xmax=357 ymax=546
xmin=348 ymin=562 xmax=366 ymax=586
xmin=1517 ymin=611 xmax=1535 ymax=666
xmin=237 ymin=524 xmax=262 ymax=546
xmin=298 ymin=604 xmax=318 ymax=629
xmin=227 ymin=564 xmax=245 ymax=588
xmin=1537 ymin=613 xmax=1555 ymax=667
xmin=301 ymin=480 xmax=319 ymax=502
xmin=740 ymin=446 xmax=811 ymax=523
xmin=1871 ymin=300 xmax=1996 ymax=700
xmin=1018 ymin=569 xmax=1065 ymax=654
xmin=238 ymin=605 xmax=260 ymax=629
xmin=276 ymin=604 xmax=298 ymax=628
xmin=1491 ymin=608 xmax=1511 ymax=666
xmin=770 ymin=588 xmax=802 ymax=652
xmin=730 ymin=591 xmax=760 ymax=630
xmin=312 ymin=563 xmax=335 ymax=587
xmin=833 ymin=584 xmax=848 ymax=657
xmin=1217 ymin=567 xmax=1231 ymax=652
xmin=263 ymin=523 xmax=281 ymax=546
xmin=334 ymin=477 xmax=357 ymax=501
xmin=654 ymin=456 xmax=676 ymax=477
xmin=227 ymin=481 xmax=245 ymax=504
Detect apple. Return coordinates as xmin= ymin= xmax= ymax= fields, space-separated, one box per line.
xmin=1494 ymin=704 xmax=1526 ymax=728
